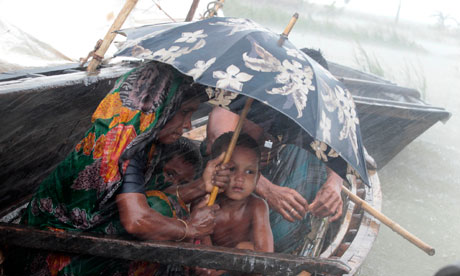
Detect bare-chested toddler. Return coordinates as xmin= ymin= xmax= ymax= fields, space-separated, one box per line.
xmin=194 ymin=132 xmax=274 ymax=275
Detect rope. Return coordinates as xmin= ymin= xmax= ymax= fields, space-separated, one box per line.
xmin=152 ymin=0 xmax=176 ymax=22
xmin=80 ymin=39 xmax=103 ymax=67
xmin=202 ymin=0 xmax=224 ymax=19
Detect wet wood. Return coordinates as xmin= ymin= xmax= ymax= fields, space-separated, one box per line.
xmin=0 ymin=223 xmax=350 ymax=275
xmin=87 ymin=0 xmax=138 ymax=73
xmin=185 ymin=0 xmax=200 ymax=21
xmin=342 ymin=184 xmax=435 ymax=256
xmin=339 ymin=174 xmax=382 ymax=275
xmin=278 ymin=13 xmax=298 ymax=46
xmin=320 ymin=179 xmax=356 ymax=259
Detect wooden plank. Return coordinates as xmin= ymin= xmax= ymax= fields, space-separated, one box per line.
xmin=0 ymin=223 xmax=350 ymax=275
xmin=339 ymin=173 xmax=381 ymax=275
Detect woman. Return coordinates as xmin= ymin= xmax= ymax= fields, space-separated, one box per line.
xmin=11 ymin=61 xmax=229 ymax=275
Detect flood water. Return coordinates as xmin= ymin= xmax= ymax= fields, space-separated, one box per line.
xmin=225 ymin=3 xmax=460 ymax=275
xmin=291 ymin=15 xmax=460 ymax=276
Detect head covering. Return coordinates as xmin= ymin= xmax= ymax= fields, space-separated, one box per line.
xmin=23 ymin=61 xmax=207 ymax=233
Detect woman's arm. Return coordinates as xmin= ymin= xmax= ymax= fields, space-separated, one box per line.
xmin=116 ymin=193 xmax=218 ymax=240
xmin=254 ymin=175 xmax=307 ymax=222
xmin=116 ymin=150 xmax=221 ymax=241
xmin=251 ymin=197 xmax=274 ymax=253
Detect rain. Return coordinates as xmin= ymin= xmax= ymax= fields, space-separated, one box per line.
xmin=1 ymin=0 xmax=459 ymax=275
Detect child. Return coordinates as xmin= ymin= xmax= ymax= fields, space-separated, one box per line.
xmin=148 ymin=137 xmax=203 ymax=190
xmin=195 ymin=132 xmax=274 ymax=275
xmin=144 ymin=137 xmax=203 ymax=219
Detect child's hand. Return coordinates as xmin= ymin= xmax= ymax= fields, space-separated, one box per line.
xmin=202 ymin=152 xmax=232 ymax=193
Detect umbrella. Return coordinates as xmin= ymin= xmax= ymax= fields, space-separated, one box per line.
xmin=114 ymin=16 xmax=370 ymax=186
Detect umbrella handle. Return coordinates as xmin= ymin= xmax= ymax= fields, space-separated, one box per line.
xmin=277 ymin=13 xmax=299 ymax=46
xmin=207 ymin=98 xmax=254 ymax=206
xmin=341 ymin=185 xmax=435 ymax=256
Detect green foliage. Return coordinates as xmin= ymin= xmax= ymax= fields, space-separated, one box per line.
xmin=353 ymin=43 xmax=385 ymax=77
xmin=400 ymin=59 xmax=427 ymax=100
xmin=352 ymin=44 xmax=427 ymax=100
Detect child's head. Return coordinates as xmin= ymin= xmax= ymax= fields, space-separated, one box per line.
xmin=161 ymin=137 xmax=202 ymax=186
xmin=211 ymin=132 xmax=261 ymax=201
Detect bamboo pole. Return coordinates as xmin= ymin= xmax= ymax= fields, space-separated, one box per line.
xmin=277 ymin=13 xmax=298 ymax=46
xmin=207 ymin=98 xmax=254 ymax=206
xmin=341 ymin=185 xmax=435 ymax=256
xmin=87 ymin=0 xmax=138 ymax=73
xmin=185 ymin=0 xmax=200 ymax=21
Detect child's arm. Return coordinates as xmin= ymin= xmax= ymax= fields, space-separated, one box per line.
xmin=251 ymin=197 xmax=274 ymax=252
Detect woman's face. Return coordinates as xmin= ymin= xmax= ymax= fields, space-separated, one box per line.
xmin=158 ymin=99 xmax=200 ymax=144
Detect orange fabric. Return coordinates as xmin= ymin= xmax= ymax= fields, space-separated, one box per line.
xmin=101 ymin=125 xmax=137 ymax=183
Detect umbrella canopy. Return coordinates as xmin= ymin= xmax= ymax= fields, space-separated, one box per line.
xmin=115 ymin=16 xmax=369 ymax=185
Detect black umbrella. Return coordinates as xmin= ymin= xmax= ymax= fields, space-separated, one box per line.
xmin=115 ymin=16 xmax=370 ymax=186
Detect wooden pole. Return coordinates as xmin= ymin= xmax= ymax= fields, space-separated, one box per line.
xmin=185 ymin=0 xmax=200 ymax=21
xmin=341 ymin=185 xmax=435 ymax=256
xmin=277 ymin=13 xmax=298 ymax=46
xmin=207 ymin=98 xmax=254 ymax=206
xmin=87 ymin=0 xmax=138 ymax=73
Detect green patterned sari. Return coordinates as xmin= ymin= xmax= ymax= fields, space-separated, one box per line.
xmin=13 ymin=61 xmax=195 ymax=276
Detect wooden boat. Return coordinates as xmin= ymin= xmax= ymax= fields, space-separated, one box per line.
xmin=328 ymin=61 xmax=451 ymax=168
xmin=0 ymin=51 xmax=443 ymax=274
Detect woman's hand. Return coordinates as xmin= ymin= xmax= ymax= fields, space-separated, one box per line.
xmin=186 ymin=195 xmax=220 ymax=238
xmin=266 ymin=184 xmax=308 ymax=222
xmin=202 ymin=152 xmax=232 ymax=194
xmin=256 ymin=176 xmax=308 ymax=222
xmin=309 ymin=170 xmax=343 ymax=222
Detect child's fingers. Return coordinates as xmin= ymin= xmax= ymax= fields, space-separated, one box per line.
xmin=208 ymin=152 xmax=226 ymax=167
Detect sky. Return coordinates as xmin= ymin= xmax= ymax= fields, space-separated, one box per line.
xmin=310 ymin=0 xmax=460 ymax=26
xmin=0 ymin=0 xmax=459 ymax=63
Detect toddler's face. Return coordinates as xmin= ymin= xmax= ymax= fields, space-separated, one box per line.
xmin=163 ymin=155 xmax=195 ymax=186
xmin=225 ymin=146 xmax=260 ymax=201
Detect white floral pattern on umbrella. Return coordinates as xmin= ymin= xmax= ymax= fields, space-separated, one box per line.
xmin=206 ymin=87 xmax=238 ymax=110
xmin=243 ymin=42 xmax=315 ymax=118
xmin=187 ymin=58 xmax=216 ymax=79
xmin=284 ymin=46 xmax=307 ymax=61
xmin=320 ymin=110 xmax=332 ymax=144
xmin=310 ymin=140 xmax=329 ymax=162
xmin=213 ymin=64 xmax=253 ymax=91
xmin=151 ymin=38 xmax=206 ymax=63
xmin=319 ymin=76 xmax=360 ymax=164
xmin=175 ymin=29 xmax=207 ymax=43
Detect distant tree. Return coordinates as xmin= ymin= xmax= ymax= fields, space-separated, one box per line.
xmin=394 ymin=0 xmax=401 ymax=25
xmin=432 ymin=11 xmax=452 ymax=30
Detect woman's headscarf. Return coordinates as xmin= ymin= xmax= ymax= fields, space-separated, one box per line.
xmin=23 ymin=61 xmax=207 ymax=232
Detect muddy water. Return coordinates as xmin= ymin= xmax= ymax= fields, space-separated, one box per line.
xmin=284 ymin=29 xmax=460 ymax=275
